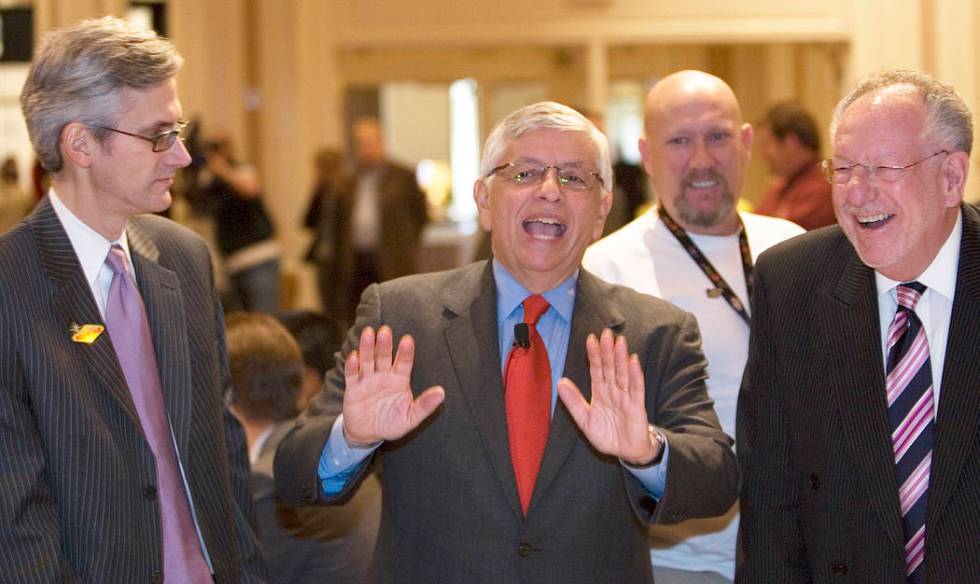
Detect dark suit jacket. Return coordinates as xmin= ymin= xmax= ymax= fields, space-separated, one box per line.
xmin=253 ymin=421 xmax=380 ymax=584
xmin=0 ymin=199 xmax=266 ymax=582
xmin=334 ymin=162 xmax=427 ymax=278
xmin=275 ymin=261 xmax=738 ymax=584
xmin=737 ymin=203 xmax=980 ymax=583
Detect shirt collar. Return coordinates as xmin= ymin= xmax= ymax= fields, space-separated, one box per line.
xmin=49 ymin=188 xmax=133 ymax=285
xmin=875 ymin=209 xmax=961 ymax=302
xmin=492 ymin=258 xmax=577 ymax=323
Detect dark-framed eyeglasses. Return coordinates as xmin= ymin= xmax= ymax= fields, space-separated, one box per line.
xmin=486 ymin=162 xmax=604 ymax=192
xmin=820 ymin=150 xmax=949 ymax=184
xmin=95 ymin=121 xmax=189 ymax=153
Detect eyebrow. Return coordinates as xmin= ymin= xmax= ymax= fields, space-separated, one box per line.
xmin=511 ymin=156 xmax=588 ymax=167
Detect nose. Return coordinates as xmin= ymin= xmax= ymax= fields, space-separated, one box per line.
xmin=841 ymin=165 xmax=876 ymax=206
xmin=168 ymin=137 xmax=193 ymax=168
xmin=689 ymin=138 xmax=715 ymax=169
xmin=536 ymin=167 xmax=563 ymax=201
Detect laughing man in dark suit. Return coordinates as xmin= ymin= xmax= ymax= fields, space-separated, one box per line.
xmin=275 ymin=101 xmax=738 ymax=584
xmin=0 ymin=17 xmax=265 ymax=582
xmin=738 ymin=69 xmax=980 ymax=583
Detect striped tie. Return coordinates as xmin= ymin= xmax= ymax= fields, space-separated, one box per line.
xmin=885 ymin=281 xmax=933 ymax=583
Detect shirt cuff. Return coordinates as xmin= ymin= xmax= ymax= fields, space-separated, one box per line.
xmin=316 ymin=414 xmax=380 ymax=496
xmin=621 ymin=428 xmax=669 ymax=499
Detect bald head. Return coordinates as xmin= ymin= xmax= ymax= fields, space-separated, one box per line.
xmin=639 ymin=70 xmax=752 ymax=235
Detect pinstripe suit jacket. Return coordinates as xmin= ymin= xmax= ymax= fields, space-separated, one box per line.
xmin=0 ymin=199 xmax=267 ymax=582
xmin=275 ymin=261 xmax=739 ymax=584
xmin=737 ymin=203 xmax=980 ymax=583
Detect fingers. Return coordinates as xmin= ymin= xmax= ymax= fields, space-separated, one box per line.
xmin=410 ymin=386 xmax=446 ymax=426
xmin=358 ymin=326 xmax=376 ymax=376
xmin=557 ymin=377 xmax=590 ymax=431
xmin=391 ymin=334 xmax=416 ymax=378
xmin=628 ymin=353 xmax=645 ymax=405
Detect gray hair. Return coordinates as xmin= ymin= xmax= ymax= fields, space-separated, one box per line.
xmin=480 ymin=101 xmax=612 ymax=195
xmin=20 ymin=16 xmax=184 ymax=172
xmin=830 ymin=69 xmax=973 ymax=155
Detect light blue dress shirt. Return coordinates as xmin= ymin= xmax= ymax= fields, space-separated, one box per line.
xmin=317 ymin=259 xmax=668 ymax=498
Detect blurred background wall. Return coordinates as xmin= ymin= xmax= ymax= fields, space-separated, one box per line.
xmin=2 ymin=0 xmax=978 ymax=308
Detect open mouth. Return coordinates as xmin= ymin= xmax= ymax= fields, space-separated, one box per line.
xmin=856 ymin=213 xmax=893 ymax=229
xmin=523 ymin=217 xmax=566 ymax=240
xmin=687 ymin=178 xmax=720 ymax=189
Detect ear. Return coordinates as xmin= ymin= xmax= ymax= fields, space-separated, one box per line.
xmin=61 ymin=123 xmax=95 ymax=168
xmin=740 ymin=122 xmax=754 ymax=158
xmin=940 ymin=150 xmax=968 ymax=206
xmin=592 ymin=189 xmax=613 ymax=241
xmin=473 ymin=178 xmax=492 ymax=232
xmin=638 ymin=136 xmax=653 ymax=177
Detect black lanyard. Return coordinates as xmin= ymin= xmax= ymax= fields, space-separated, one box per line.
xmin=657 ymin=205 xmax=753 ymax=326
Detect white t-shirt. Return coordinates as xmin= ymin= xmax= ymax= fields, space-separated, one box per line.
xmin=583 ymin=209 xmax=804 ymax=579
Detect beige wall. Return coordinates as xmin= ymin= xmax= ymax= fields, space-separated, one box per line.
xmin=20 ymin=0 xmax=980 ymax=307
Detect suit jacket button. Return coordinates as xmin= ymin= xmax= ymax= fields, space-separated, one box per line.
xmin=518 ymin=543 xmax=532 ymax=557
xmin=150 ymin=568 xmax=163 ymax=583
xmin=810 ymin=474 xmax=820 ymax=490
xmin=832 ymin=562 xmax=847 ymax=576
xmin=143 ymin=486 xmax=158 ymax=500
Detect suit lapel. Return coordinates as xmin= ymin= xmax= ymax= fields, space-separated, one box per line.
xmin=33 ymin=199 xmax=142 ymax=426
xmin=824 ymin=252 xmax=905 ymax=549
xmin=128 ymin=221 xmax=193 ymax=457
xmin=530 ymin=271 xmax=624 ymax=513
xmin=928 ymin=205 xmax=980 ymax=530
xmin=442 ymin=262 xmax=524 ymax=517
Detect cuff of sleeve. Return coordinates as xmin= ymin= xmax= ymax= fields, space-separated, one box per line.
xmin=620 ymin=425 xmax=669 ymax=499
xmin=317 ymin=414 xmax=381 ymax=480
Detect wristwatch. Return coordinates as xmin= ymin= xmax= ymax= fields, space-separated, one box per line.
xmin=622 ymin=424 xmax=667 ymax=469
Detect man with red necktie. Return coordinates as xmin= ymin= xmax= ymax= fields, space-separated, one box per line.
xmin=276 ymin=101 xmax=738 ymax=584
xmin=738 ymin=69 xmax=980 ymax=583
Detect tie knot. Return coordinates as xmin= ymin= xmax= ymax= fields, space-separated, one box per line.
xmin=522 ymin=294 xmax=550 ymax=325
xmin=897 ymin=281 xmax=926 ymax=311
xmin=106 ymin=245 xmax=130 ymax=276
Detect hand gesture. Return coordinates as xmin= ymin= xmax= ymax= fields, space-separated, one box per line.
xmin=556 ymin=329 xmax=659 ymax=466
xmin=341 ymin=325 xmax=445 ymax=447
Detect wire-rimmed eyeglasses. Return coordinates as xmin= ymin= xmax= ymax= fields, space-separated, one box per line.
xmin=820 ymin=150 xmax=949 ymax=184
xmin=486 ymin=162 xmax=604 ymax=192
xmin=95 ymin=121 xmax=189 ymax=153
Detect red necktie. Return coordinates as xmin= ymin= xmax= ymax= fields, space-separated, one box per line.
xmin=504 ymin=294 xmax=551 ymax=515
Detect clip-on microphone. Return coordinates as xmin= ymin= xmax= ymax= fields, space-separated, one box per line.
xmin=513 ymin=323 xmax=531 ymax=349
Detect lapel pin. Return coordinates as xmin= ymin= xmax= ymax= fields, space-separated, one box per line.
xmin=70 ymin=322 xmax=105 ymax=344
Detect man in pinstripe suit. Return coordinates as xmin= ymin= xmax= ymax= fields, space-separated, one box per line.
xmin=0 ymin=17 xmax=266 ymax=582
xmin=737 ymin=70 xmax=980 ymax=583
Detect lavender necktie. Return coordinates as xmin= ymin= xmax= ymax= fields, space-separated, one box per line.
xmin=104 ymin=245 xmax=212 ymax=583
xmin=886 ymin=281 xmax=933 ymax=583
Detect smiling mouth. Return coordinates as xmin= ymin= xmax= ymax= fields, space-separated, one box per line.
xmin=523 ymin=217 xmax=566 ymax=239
xmin=856 ymin=213 xmax=894 ymax=229
xmin=687 ymin=179 xmax=720 ymax=189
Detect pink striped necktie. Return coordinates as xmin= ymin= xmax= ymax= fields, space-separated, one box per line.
xmin=885 ymin=281 xmax=933 ymax=584
xmin=104 ymin=245 xmax=213 ymax=583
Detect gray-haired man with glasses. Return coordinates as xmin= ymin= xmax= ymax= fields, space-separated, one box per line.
xmin=1 ymin=16 xmax=266 ymax=582
xmin=738 ymin=69 xmax=980 ymax=583
xmin=276 ymin=101 xmax=737 ymax=584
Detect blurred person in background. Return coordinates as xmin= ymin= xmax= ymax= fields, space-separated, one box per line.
xmin=755 ymin=102 xmax=836 ymax=230
xmin=303 ymin=148 xmax=349 ymax=322
xmin=0 ymin=155 xmax=34 ymax=233
xmin=199 ymin=131 xmax=281 ymax=313
xmin=276 ymin=309 xmax=346 ymax=411
xmin=227 ymin=312 xmax=380 ymax=584
xmin=335 ymin=117 xmax=428 ymax=323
